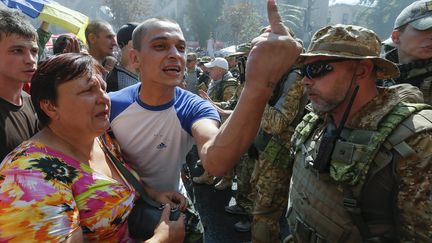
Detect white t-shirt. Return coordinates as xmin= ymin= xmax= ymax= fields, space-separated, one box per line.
xmin=109 ymin=84 xmax=220 ymax=195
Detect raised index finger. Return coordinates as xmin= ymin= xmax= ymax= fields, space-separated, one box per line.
xmin=267 ymin=0 xmax=288 ymax=35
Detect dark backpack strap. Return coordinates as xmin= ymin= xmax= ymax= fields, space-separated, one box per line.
xmin=99 ymin=134 xmax=162 ymax=208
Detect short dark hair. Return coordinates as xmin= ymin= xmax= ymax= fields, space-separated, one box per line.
xmin=117 ymin=22 xmax=139 ymax=49
xmin=132 ymin=17 xmax=180 ymax=51
xmin=30 ymin=53 xmax=104 ymax=126
xmin=0 ymin=8 xmax=37 ymax=41
xmin=85 ymin=20 xmax=111 ymax=46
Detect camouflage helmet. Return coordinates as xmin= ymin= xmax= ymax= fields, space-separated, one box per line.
xmin=198 ymin=56 xmax=212 ymax=64
xmin=300 ymin=24 xmax=400 ymax=79
xmin=226 ymin=42 xmax=251 ymax=58
xmin=394 ymin=0 xmax=432 ymax=30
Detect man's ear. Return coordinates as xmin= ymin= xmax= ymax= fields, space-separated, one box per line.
xmin=129 ymin=49 xmax=141 ymax=70
xmin=356 ymin=60 xmax=375 ymax=80
xmin=40 ymin=99 xmax=59 ymax=121
xmin=391 ymin=30 xmax=400 ymax=45
xmin=88 ymin=33 xmax=97 ymax=46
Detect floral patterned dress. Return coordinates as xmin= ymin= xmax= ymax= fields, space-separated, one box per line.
xmin=0 ymin=138 xmax=136 ymax=242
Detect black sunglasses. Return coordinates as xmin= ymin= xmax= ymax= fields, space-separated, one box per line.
xmin=187 ymin=59 xmax=196 ymax=63
xmin=300 ymin=58 xmax=349 ymax=79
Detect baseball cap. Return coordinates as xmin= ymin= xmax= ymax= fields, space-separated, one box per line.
xmin=204 ymin=57 xmax=229 ymax=70
xmin=394 ymin=0 xmax=432 ymax=30
xmin=117 ymin=22 xmax=138 ymax=48
xmin=300 ymin=24 xmax=399 ymax=79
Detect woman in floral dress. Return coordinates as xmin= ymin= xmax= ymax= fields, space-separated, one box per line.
xmin=0 ymin=53 xmax=186 ymax=242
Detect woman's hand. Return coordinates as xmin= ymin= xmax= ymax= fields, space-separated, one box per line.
xmin=145 ymin=186 xmax=187 ymax=212
xmin=146 ymin=204 xmax=186 ymax=243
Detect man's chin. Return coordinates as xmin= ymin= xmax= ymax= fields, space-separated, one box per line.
xmin=311 ymin=102 xmax=335 ymax=113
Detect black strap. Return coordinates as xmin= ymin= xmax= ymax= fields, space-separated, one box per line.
xmin=99 ymin=135 xmax=162 ymax=208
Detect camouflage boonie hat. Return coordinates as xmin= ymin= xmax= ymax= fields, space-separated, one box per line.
xmin=394 ymin=0 xmax=432 ymax=30
xmin=199 ymin=56 xmax=212 ymax=63
xmin=301 ymin=24 xmax=400 ymax=79
xmin=226 ymin=43 xmax=251 ymax=58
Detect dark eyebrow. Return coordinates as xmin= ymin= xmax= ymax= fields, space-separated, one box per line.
xmin=150 ymin=36 xmax=186 ymax=45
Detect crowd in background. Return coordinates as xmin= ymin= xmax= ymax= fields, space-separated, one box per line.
xmin=0 ymin=0 xmax=432 ymax=242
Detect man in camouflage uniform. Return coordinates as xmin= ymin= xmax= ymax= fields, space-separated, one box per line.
xmin=209 ymin=46 xmax=258 ymax=232
xmin=286 ymin=24 xmax=432 ymax=242
xmin=382 ymin=0 xmax=432 ymax=104
xmin=250 ymin=72 xmax=305 ymax=242
xmin=226 ymin=55 xmax=240 ymax=79
xmin=193 ymin=57 xmax=238 ymax=190
xmin=196 ymin=56 xmax=212 ymax=92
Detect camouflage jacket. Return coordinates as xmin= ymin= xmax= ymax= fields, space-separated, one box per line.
xmin=289 ymin=87 xmax=432 ymax=242
xmin=260 ymin=72 xmax=305 ymax=147
xmin=382 ymin=48 xmax=432 ymax=104
xmin=207 ymin=72 xmax=238 ymax=103
xmin=219 ymin=83 xmax=244 ymax=111
xmin=257 ymin=72 xmax=305 ymax=169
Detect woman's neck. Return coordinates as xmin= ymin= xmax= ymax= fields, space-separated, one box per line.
xmin=34 ymin=126 xmax=97 ymax=162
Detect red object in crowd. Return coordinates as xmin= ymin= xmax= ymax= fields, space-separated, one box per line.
xmin=23 ymin=83 xmax=31 ymax=94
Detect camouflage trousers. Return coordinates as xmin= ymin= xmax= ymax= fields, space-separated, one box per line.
xmin=250 ymin=157 xmax=290 ymax=243
xmin=184 ymin=192 xmax=204 ymax=243
xmin=234 ymin=153 xmax=256 ymax=213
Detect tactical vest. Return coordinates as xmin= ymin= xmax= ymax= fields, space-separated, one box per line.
xmin=208 ymin=77 xmax=238 ymax=102
xmin=287 ymin=102 xmax=432 ymax=242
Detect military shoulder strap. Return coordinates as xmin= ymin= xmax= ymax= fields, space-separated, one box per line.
xmin=340 ymin=102 xmax=432 ymax=241
xmin=291 ymin=111 xmax=322 ymax=154
xmin=331 ymin=102 xmax=431 ymax=188
xmin=223 ymin=77 xmax=239 ymax=87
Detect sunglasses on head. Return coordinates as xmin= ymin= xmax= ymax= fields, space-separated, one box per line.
xmin=300 ymin=58 xmax=349 ymax=79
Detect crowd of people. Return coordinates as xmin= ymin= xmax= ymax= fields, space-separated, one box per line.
xmin=0 ymin=0 xmax=431 ymax=242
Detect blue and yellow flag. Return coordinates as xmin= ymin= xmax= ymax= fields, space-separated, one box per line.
xmin=1 ymin=0 xmax=89 ymax=44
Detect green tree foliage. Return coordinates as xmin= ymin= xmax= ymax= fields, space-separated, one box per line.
xmin=358 ymin=0 xmax=415 ymax=38
xmin=184 ymin=0 xmax=224 ymax=47
xmin=104 ymin=0 xmax=153 ymax=28
xmin=217 ymin=2 xmax=263 ymax=45
xmin=279 ymin=1 xmax=306 ymax=35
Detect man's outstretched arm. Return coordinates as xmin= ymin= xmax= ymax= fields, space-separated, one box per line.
xmin=193 ymin=0 xmax=302 ymax=176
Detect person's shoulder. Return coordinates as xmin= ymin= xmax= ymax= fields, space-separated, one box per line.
xmin=116 ymin=65 xmax=138 ymax=78
xmin=222 ymin=77 xmax=239 ymax=86
xmin=174 ymin=87 xmax=217 ymax=112
xmin=174 ymin=87 xmax=200 ymax=104
xmin=109 ymin=83 xmax=140 ymax=100
xmin=1 ymin=141 xmax=39 ymax=168
xmin=109 ymin=83 xmax=141 ymax=121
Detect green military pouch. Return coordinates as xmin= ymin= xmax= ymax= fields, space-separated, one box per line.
xmin=261 ymin=137 xmax=292 ymax=169
xmin=329 ymin=140 xmax=370 ymax=186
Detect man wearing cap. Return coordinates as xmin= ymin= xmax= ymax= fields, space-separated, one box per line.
xmin=285 ymin=24 xmax=432 ymax=242
xmin=196 ymin=56 xmax=212 ymax=92
xmin=193 ymin=57 xmax=238 ymax=190
xmin=204 ymin=57 xmax=238 ymax=104
xmin=382 ymin=0 xmax=432 ymax=104
xmin=106 ymin=23 xmax=139 ymax=92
